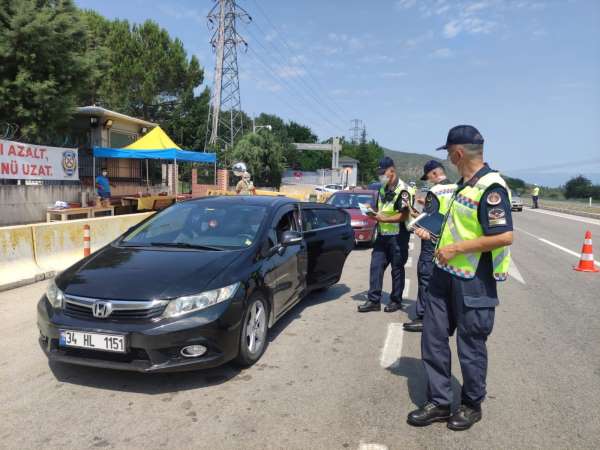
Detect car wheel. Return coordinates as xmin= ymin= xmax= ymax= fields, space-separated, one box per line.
xmin=234 ymin=294 xmax=269 ymax=367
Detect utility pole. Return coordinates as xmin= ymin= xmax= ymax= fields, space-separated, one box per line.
xmin=206 ymin=0 xmax=251 ymax=149
xmin=350 ymin=119 xmax=363 ymax=144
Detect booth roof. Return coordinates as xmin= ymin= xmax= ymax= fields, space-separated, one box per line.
xmin=93 ymin=126 xmax=216 ymax=163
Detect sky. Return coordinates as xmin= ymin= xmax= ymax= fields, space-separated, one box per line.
xmin=75 ymin=0 xmax=600 ymax=186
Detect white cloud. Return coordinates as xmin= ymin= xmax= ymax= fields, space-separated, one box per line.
xmin=431 ymin=47 xmax=454 ymax=58
xmin=400 ymin=30 xmax=434 ymax=49
xmin=358 ymin=54 xmax=395 ymax=64
xmin=277 ymin=66 xmax=306 ymax=78
xmin=443 ymin=20 xmax=462 ymax=38
xmin=395 ymin=0 xmax=417 ymax=10
xmin=443 ymin=16 xmax=496 ymax=38
xmin=381 ymin=72 xmax=408 ymax=78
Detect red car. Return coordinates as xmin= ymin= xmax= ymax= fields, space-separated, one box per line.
xmin=327 ymin=189 xmax=379 ymax=244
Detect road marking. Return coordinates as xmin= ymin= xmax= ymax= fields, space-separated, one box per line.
xmin=359 ymin=443 xmax=388 ymax=450
xmin=515 ymin=227 xmax=600 ymax=267
xmin=406 ymin=256 xmax=413 ymax=268
xmin=403 ymin=279 xmax=410 ymax=298
xmin=409 ymin=242 xmax=414 ymax=250
xmin=509 ymin=260 xmax=525 ymax=285
xmin=380 ymin=323 xmax=404 ymax=369
xmin=525 ymin=208 xmax=600 ymax=226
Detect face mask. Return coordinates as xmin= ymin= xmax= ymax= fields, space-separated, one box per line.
xmin=378 ymin=175 xmax=388 ymax=184
xmin=102 ymin=172 xmax=107 ymax=176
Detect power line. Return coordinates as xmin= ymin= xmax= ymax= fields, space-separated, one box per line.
xmin=243 ymin=43 xmax=347 ymax=135
xmin=241 ymin=19 xmax=349 ymax=126
xmin=248 ymin=0 xmax=351 ymax=121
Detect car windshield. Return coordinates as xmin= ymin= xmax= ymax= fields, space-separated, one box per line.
xmin=328 ymin=193 xmax=374 ymax=209
xmin=120 ymin=201 xmax=267 ymax=250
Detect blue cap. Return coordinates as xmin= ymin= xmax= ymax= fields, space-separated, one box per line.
xmin=420 ymin=160 xmax=445 ymax=180
xmin=436 ymin=125 xmax=484 ymax=150
xmin=376 ymin=156 xmax=395 ymax=175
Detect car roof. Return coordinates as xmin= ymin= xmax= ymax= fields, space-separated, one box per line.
xmin=186 ymin=195 xmax=297 ymax=207
xmin=331 ymin=189 xmax=377 ymax=195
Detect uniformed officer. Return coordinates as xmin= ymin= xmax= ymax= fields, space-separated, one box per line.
xmin=531 ymin=184 xmax=540 ymax=209
xmin=404 ymin=160 xmax=456 ymax=332
xmin=236 ymin=172 xmax=256 ymax=195
xmin=407 ymin=125 xmax=513 ymax=431
xmin=358 ymin=157 xmax=413 ymax=313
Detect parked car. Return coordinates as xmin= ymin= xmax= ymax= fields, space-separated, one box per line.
xmin=37 ymin=196 xmax=353 ymax=373
xmin=327 ymin=189 xmax=379 ymax=244
xmin=315 ymin=184 xmax=343 ymax=193
xmin=511 ymin=191 xmax=523 ymax=211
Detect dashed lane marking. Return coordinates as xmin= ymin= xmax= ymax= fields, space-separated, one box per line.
xmin=406 ymin=256 xmax=413 ymax=268
xmin=380 ymin=322 xmax=404 ymax=369
xmin=509 ymin=260 xmax=525 ymax=285
xmin=403 ymin=279 xmax=410 ymax=299
xmin=358 ymin=443 xmax=389 ymax=450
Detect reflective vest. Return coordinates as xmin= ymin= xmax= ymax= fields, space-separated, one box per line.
xmin=378 ymin=180 xmax=412 ymax=235
xmin=428 ymin=182 xmax=457 ymax=215
xmin=532 ymin=187 xmax=539 ymax=196
xmin=435 ymin=172 xmax=511 ymax=281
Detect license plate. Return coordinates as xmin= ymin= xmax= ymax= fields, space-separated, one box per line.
xmin=59 ymin=330 xmax=126 ymax=353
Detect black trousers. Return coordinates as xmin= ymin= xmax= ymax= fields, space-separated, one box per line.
xmin=415 ymin=239 xmax=435 ymax=319
xmin=367 ymin=233 xmax=409 ymax=304
xmin=421 ymin=265 xmax=498 ymax=407
xmin=532 ymin=196 xmax=539 ymax=208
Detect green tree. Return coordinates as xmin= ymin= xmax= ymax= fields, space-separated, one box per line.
xmin=0 ymin=0 xmax=90 ymax=144
xmin=565 ymin=175 xmax=592 ymax=199
xmin=231 ymin=132 xmax=285 ymax=188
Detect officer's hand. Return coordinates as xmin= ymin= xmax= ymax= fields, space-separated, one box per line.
xmin=414 ymin=228 xmax=431 ymax=241
xmin=416 ymin=197 xmax=425 ymax=205
xmin=375 ymin=213 xmax=386 ymax=222
xmin=435 ymin=244 xmax=459 ymax=265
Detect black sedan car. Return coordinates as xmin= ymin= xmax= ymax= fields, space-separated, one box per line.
xmin=38 ymin=196 xmax=353 ymax=372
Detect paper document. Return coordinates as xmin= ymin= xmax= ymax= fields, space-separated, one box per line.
xmin=358 ymin=203 xmax=376 ymax=216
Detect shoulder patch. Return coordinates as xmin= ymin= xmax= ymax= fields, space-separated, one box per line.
xmin=488 ymin=207 xmax=506 ymax=219
xmin=401 ymin=191 xmax=409 ymax=199
xmin=486 ymin=191 xmax=502 ymax=206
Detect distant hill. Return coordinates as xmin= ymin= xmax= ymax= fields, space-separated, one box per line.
xmin=383 ymin=148 xmax=459 ymax=185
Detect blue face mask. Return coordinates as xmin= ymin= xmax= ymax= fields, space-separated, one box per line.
xmin=378 ymin=175 xmax=388 ymax=184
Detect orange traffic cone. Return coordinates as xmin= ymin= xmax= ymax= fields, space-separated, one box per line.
xmin=574 ymin=230 xmax=599 ymax=272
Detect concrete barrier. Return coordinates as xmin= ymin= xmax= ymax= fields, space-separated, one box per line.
xmin=33 ymin=212 xmax=154 ymax=274
xmin=0 ymin=225 xmax=45 ymax=290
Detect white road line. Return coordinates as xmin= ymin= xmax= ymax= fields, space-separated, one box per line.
xmin=358 ymin=443 xmax=389 ymax=450
xmin=409 ymin=242 xmax=414 ymax=250
xmin=509 ymin=260 xmax=525 ymax=285
xmin=515 ymin=226 xmax=600 ymax=267
xmin=380 ymin=323 xmax=404 ymax=369
xmin=406 ymin=256 xmax=413 ymax=268
xmin=403 ymin=279 xmax=410 ymax=299
xmin=525 ymin=208 xmax=600 ymax=226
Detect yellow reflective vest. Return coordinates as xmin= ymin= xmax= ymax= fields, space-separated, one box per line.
xmin=435 ymin=172 xmax=511 ymax=281
xmin=378 ymin=180 xmax=413 ymax=235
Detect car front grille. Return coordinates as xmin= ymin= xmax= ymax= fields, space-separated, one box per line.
xmin=63 ymin=295 xmax=168 ymax=321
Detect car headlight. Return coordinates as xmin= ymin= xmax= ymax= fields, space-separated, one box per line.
xmin=46 ymin=279 xmax=64 ymax=309
xmin=162 ymin=282 xmax=240 ymax=318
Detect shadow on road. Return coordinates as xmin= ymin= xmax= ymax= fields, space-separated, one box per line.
xmin=268 ymin=283 xmax=350 ymax=342
xmin=49 ymin=360 xmax=241 ymax=394
xmin=387 ymin=356 xmax=462 ymax=409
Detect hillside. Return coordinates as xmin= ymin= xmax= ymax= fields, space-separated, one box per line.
xmin=383 ymin=148 xmax=459 ymax=185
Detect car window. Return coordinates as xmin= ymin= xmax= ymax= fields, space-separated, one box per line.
xmin=328 ymin=193 xmax=375 ymax=209
xmin=122 ymin=202 xmax=267 ymax=249
xmin=269 ymin=209 xmax=299 ymax=245
xmin=301 ymin=208 xmax=347 ymax=231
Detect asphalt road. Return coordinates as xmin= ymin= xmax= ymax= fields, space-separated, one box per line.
xmin=1 ymin=207 xmax=599 ymax=450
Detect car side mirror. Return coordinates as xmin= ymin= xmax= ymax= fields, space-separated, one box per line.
xmin=280 ymin=230 xmax=303 ymax=247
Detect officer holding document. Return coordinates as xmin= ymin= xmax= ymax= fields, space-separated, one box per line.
xmin=407 ymin=125 xmax=513 ymax=431
xmin=358 ymin=157 xmax=413 ymax=313
xmin=404 ymin=160 xmax=456 ymax=333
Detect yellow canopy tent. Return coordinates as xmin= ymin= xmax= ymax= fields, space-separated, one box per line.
xmin=94 ymin=126 xmax=217 ymax=195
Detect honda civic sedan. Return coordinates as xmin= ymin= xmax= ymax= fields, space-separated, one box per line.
xmin=38 ymin=196 xmax=353 ymax=372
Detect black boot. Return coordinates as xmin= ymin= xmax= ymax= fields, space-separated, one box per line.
xmin=447 ymin=404 xmax=482 ymax=431
xmin=357 ymin=301 xmax=381 ymax=313
xmin=407 ymin=402 xmax=451 ymax=427
xmin=403 ymin=318 xmax=423 ymax=332
xmin=384 ymin=301 xmax=402 ymax=312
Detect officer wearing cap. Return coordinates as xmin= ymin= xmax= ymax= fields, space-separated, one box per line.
xmin=404 ymin=160 xmax=457 ymax=333
xmin=407 ymin=125 xmax=513 ymax=431
xmin=358 ymin=157 xmax=413 ymax=313
xmin=531 ymin=184 xmax=540 ymax=209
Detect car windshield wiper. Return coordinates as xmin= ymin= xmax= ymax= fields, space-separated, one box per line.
xmin=149 ymin=242 xmax=224 ymax=251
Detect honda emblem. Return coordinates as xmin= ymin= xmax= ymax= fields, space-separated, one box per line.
xmin=92 ymin=301 xmax=112 ymax=319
